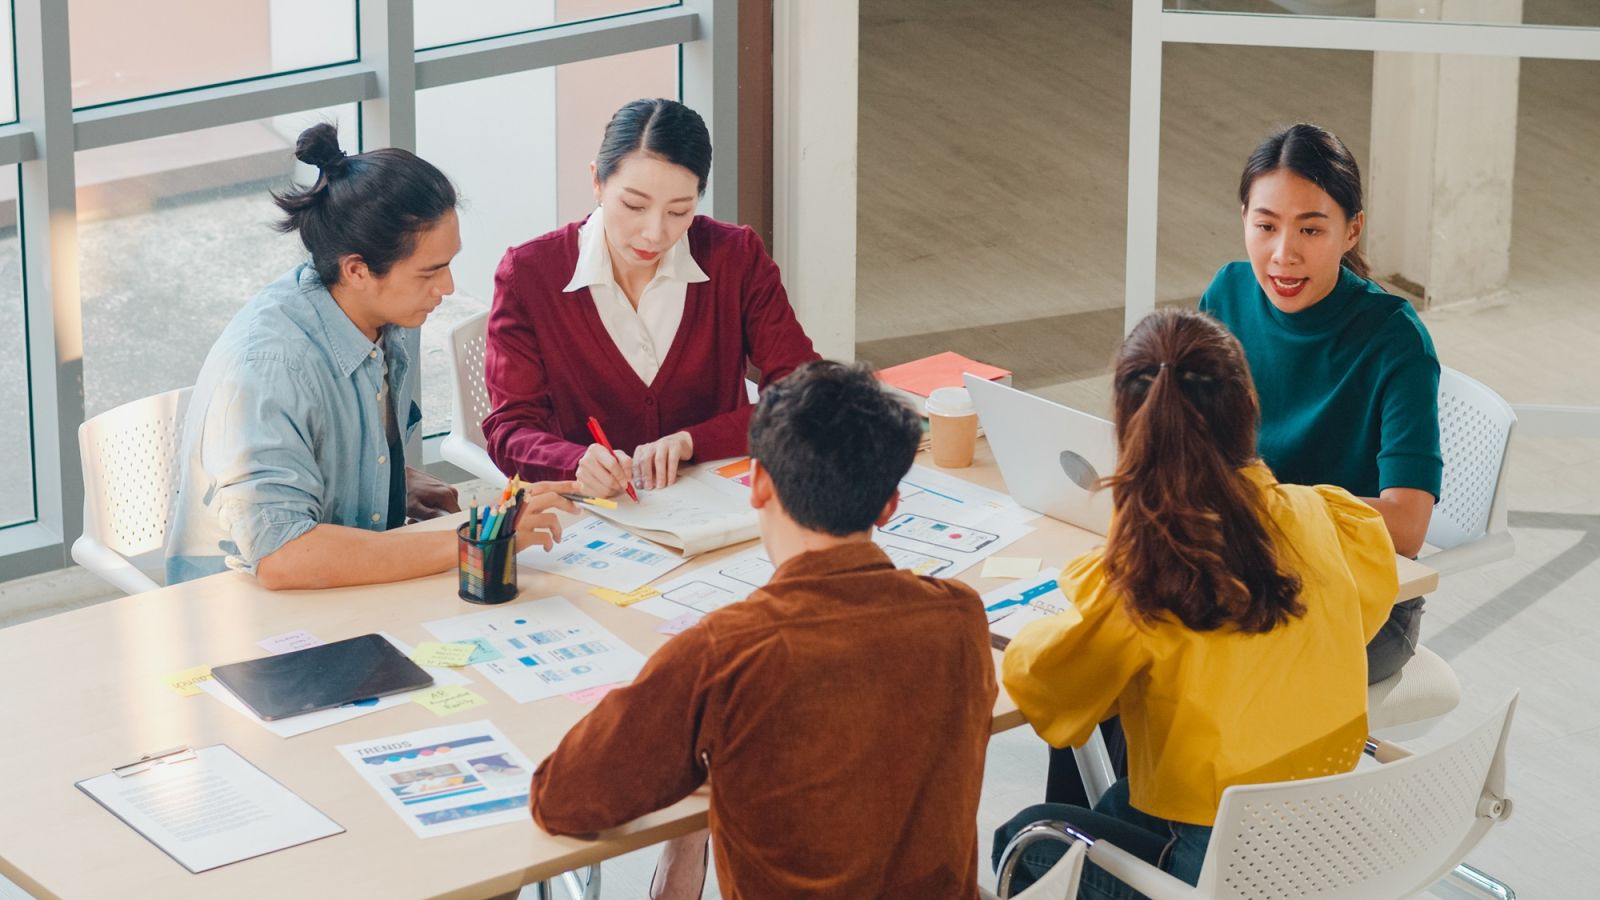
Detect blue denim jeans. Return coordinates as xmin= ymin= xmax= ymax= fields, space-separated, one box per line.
xmin=993 ymin=780 xmax=1212 ymax=900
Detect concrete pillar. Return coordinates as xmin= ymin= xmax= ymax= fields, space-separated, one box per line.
xmin=1367 ymin=0 xmax=1522 ymax=308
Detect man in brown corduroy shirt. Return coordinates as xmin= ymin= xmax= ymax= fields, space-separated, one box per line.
xmin=529 ymin=360 xmax=998 ymax=899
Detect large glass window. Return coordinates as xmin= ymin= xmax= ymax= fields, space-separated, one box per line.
xmin=76 ymin=106 xmax=359 ymax=418
xmin=68 ymin=0 xmax=356 ymax=108
xmin=0 ymin=1 xmax=16 ymax=124
xmin=413 ymin=43 xmax=678 ymax=439
xmin=0 ymin=166 xmax=30 ymax=528
xmin=415 ymin=0 xmax=678 ymax=51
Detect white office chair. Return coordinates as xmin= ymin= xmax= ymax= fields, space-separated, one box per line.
xmin=996 ymin=694 xmax=1517 ymax=900
xmin=983 ymin=836 xmax=1085 ymax=900
xmin=71 ymin=386 xmax=192 ymax=594
xmin=1422 ymin=367 xmax=1517 ymax=575
xmin=442 ymin=310 xmax=508 ymax=483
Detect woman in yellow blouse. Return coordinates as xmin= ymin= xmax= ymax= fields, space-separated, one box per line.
xmin=994 ymin=309 xmax=1399 ymax=897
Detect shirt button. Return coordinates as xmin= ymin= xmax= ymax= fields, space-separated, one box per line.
xmin=378 ymin=455 xmax=387 ymax=465
xmin=369 ymin=349 xmax=377 ymax=359
xmin=645 ymin=396 xmax=655 ymax=406
xmin=370 ymin=513 xmax=381 ymax=523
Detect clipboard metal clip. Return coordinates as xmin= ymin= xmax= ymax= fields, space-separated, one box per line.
xmin=113 ymin=746 xmax=198 ymax=778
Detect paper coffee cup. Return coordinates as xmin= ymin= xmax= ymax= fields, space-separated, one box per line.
xmin=926 ymin=387 xmax=978 ymax=468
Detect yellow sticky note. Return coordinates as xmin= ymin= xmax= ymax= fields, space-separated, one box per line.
xmin=413 ymin=686 xmax=488 ymax=717
xmin=161 ymin=665 xmax=213 ymax=697
xmin=410 ymin=641 xmax=477 ymax=668
xmin=911 ymin=561 xmax=941 ymax=576
xmin=981 ymin=556 xmax=1042 ymax=579
xmin=587 ymin=586 xmax=661 ymax=607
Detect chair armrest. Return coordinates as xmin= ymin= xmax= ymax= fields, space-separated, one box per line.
xmin=1087 ymin=841 xmax=1201 ymax=900
xmin=1364 ymin=737 xmax=1414 ymax=764
xmin=70 ymin=537 xmax=160 ymax=595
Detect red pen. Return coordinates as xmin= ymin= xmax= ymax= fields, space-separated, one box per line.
xmin=586 ymin=416 xmax=640 ymax=502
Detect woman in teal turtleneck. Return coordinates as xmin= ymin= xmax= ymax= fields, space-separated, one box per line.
xmin=1201 ymin=122 xmax=1442 ymax=682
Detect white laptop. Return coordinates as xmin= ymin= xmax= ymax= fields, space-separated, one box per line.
xmin=963 ymin=374 xmax=1117 ymax=536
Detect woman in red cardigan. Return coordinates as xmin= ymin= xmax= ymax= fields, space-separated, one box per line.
xmin=483 ymin=98 xmax=819 ymax=498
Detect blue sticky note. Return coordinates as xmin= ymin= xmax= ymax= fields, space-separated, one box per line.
xmin=463 ymin=636 xmax=504 ymax=665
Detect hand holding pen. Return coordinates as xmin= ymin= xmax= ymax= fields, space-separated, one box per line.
xmin=469 ymin=479 xmax=581 ymax=553
xmin=579 ymin=416 xmax=641 ymax=502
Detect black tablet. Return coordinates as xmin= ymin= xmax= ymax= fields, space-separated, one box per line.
xmin=211 ymin=634 xmax=434 ymax=721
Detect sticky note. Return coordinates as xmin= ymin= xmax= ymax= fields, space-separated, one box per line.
xmin=461 ymin=636 xmax=503 ymax=665
xmin=565 ymin=683 xmax=624 ymax=704
xmin=258 ymin=629 xmax=322 ymax=654
xmin=410 ymin=641 xmax=477 ymax=668
xmin=588 ymin=586 xmax=661 ymax=607
xmin=910 ymin=561 xmax=941 ymax=576
xmin=655 ymin=612 xmax=702 ymax=636
xmin=413 ymin=686 xmax=488 ymax=717
xmin=981 ymin=556 xmax=1042 ymax=579
xmin=161 ymin=665 xmax=213 ymax=697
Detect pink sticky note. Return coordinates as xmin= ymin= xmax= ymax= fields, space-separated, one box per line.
xmin=565 ymin=683 xmax=623 ymax=704
xmin=258 ymin=630 xmax=323 ymax=654
xmin=655 ymin=613 xmax=702 ymax=636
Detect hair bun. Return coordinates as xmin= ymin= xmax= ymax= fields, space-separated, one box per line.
xmin=293 ymin=123 xmax=347 ymax=172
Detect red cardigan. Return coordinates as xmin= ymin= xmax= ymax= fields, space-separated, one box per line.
xmin=483 ymin=216 xmax=820 ymax=481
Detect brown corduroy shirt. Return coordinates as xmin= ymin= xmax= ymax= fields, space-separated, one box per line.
xmin=529 ymin=541 xmax=997 ymax=899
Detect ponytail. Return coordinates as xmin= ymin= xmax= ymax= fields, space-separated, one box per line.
xmin=1103 ymin=309 xmax=1303 ymax=634
xmin=271 ymin=123 xmax=457 ymax=286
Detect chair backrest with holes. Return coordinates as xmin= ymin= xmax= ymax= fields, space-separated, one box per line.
xmin=1427 ymin=367 xmax=1516 ymax=551
xmin=73 ymin=387 xmax=192 ymax=591
xmin=1194 ymin=694 xmax=1516 ymax=899
xmin=449 ymin=312 xmax=491 ymax=450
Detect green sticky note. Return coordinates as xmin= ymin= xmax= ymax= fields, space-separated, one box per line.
xmin=413 ymin=686 xmax=488 ymax=717
xmin=410 ymin=641 xmax=477 ymax=668
xmin=462 ymin=637 xmax=503 ymax=665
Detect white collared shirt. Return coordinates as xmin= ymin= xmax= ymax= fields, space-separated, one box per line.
xmin=564 ymin=206 xmax=710 ymax=386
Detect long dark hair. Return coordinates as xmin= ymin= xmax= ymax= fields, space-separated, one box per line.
xmin=272 ymin=123 xmax=457 ymax=286
xmin=595 ymin=98 xmax=712 ymax=195
xmin=1103 ymin=309 xmax=1303 ymax=634
xmin=1239 ymin=123 xmax=1370 ymax=280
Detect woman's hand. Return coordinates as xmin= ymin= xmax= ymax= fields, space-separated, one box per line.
xmin=632 ymin=431 xmax=695 ymax=491
xmin=576 ymin=443 xmax=634 ymax=498
xmin=511 ymin=481 xmax=581 ymax=552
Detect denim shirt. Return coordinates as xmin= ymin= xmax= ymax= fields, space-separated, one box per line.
xmin=165 ymin=265 xmax=422 ymax=583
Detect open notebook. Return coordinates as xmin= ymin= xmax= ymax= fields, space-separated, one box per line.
xmin=582 ymin=463 xmax=759 ymax=557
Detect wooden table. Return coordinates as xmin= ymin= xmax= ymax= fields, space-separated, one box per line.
xmin=0 ymin=443 xmax=1437 ymax=899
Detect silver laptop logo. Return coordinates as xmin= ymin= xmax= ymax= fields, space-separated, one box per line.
xmin=1059 ymin=450 xmax=1100 ymax=491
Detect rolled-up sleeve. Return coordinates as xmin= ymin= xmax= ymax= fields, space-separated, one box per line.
xmin=200 ymin=355 xmax=325 ymax=573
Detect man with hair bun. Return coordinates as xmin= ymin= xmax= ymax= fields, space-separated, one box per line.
xmin=166 ymin=124 xmax=577 ymax=588
xmin=528 ymin=361 xmax=997 ymax=900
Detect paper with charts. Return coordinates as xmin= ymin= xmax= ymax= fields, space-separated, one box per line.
xmin=517 ymin=516 xmax=688 ymax=593
xmin=423 ymin=596 xmax=647 ymax=704
xmin=582 ymin=466 xmax=759 ymax=556
xmin=633 ymin=497 xmax=1034 ymax=623
xmin=898 ymin=464 xmax=1038 ymax=526
xmin=982 ymin=569 xmax=1074 ymax=648
xmin=337 ymin=720 xmax=536 ymax=838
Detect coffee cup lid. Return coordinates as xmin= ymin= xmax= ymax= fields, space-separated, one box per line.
xmin=925 ymin=386 xmax=975 ymax=416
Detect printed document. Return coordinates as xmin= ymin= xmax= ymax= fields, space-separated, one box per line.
xmin=337 ymin=720 xmax=535 ymax=838
xmin=423 ymin=596 xmax=648 ymax=703
xmin=982 ymin=569 xmax=1075 ymax=647
xmin=583 ymin=466 xmax=758 ymax=556
xmin=77 ymin=745 xmax=342 ymax=873
xmin=517 ymin=516 xmax=688 ymax=592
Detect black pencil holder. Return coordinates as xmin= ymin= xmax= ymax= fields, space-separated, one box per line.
xmin=457 ymin=522 xmax=518 ymax=604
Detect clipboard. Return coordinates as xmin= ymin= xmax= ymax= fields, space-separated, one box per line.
xmin=76 ymin=744 xmax=344 ymax=873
